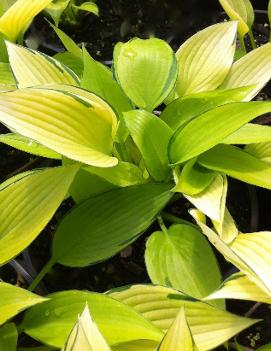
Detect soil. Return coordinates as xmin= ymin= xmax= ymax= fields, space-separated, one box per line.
xmin=1 ymin=0 xmax=271 ymax=349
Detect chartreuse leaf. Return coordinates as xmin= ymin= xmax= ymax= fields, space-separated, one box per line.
xmin=158 ymin=307 xmax=197 ymax=351
xmin=114 ymin=38 xmax=177 ymax=111
xmin=169 ymin=101 xmax=271 ymax=165
xmin=63 ymin=305 xmax=111 ymax=351
xmin=45 ymin=0 xmax=70 ymax=26
xmin=173 ymin=159 xmax=216 ymax=195
xmin=175 ymin=21 xmax=237 ymax=97
xmin=72 ymin=2 xmax=99 ymax=16
xmin=0 ymin=133 xmax=61 ymax=159
xmin=145 ymin=224 xmax=222 ymax=304
xmin=6 ymin=42 xmax=78 ymax=88
xmin=0 ymin=323 xmax=17 ymax=351
xmin=161 ymin=86 xmax=255 ymax=131
xmin=0 ymin=282 xmax=47 ymax=325
xmin=223 ymin=123 xmax=271 ymax=144
xmin=219 ymin=0 xmax=254 ymax=38
xmin=221 ymin=44 xmax=271 ymax=101
xmin=0 ymin=165 xmax=78 ymax=265
xmin=49 ymin=23 xmax=82 ymax=57
xmin=110 ymin=284 xmax=258 ymax=351
xmin=112 ymin=340 xmax=158 ymax=351
xmin=205 ymin=273 xmax=271 ymax=304
xmin=54 ymin=51 xmax=83 ymax=77
xmin=214 ymin=207 xmax=239 ymax=244
xmin=0 ymin=0 xmax=53 ymax=42
xmin=0 ymin=62 xmax=14 ymax=84
xmin=52 ymin=183 xmax=172 ymax=267
xmin=124 ymin=110 xmax=172 ymax=181
xmin=198 ymin=144 xmax=271 ymax=189
xmin=245 ymin=142 xmax=271 ymax=163
xmin=0 ymin=87 xmax=118 ymax=167
xmin=22 ymin=290 xmax=163 ymax=348
xmin=190 ymin=209 xmax=271 ymax=294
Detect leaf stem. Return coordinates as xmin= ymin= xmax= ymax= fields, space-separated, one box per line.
xmin=28 ymin=258 xmax=55 ymax=292
xmin=157 ymin=215 xmax=168 ymax=235
xmin=248 ymin=29 xmax=256 ymax=49
xmin=239 ymin=35 xmax=247 ymax=53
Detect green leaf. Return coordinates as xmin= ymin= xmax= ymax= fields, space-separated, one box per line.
xmin=245 ymin=142 xmax=271 ymax=164
xmin=0 ymin=323 xmax=17 ymax=351
xmin=110 ymin=284 xmax=258 ymax=351
xmin=219 ymin=0 xmax=254 ymax=37
xmin=173 ymin=159 xmax=216 ymax=195
xmin=45 ymin=0 xmax=70 ymax=26
xmin=205 ymin=273 xmax=271 ymax=304
xmin=0 ymin=282 xmax=47 ymax=325
xmin=157 ymin=307 xmax=197 ymax=351
xmin=124 ymin=110 xmax=173 ymax=181
xmin=257 ymin=343 xmax=271 ymax=351
xmin=0 ymin=0 xmax=53 ymax=41
xmin=0 ymin=62 xmax=15 ymax=84
xmin=175 ymin=21 xmax=237 ymax=97
xmin=112 ymin=340 xmax=158 ymax=351
xmin=0 ymin=87 xmax=118 ymax=167
xmin=63 ymin=305 xmax=111 ymax=351
xmin=54 ymin=52 xmax=83 ymax=78
xmin=145 ymin=224 xmax=222 ymax=303
xmin=0 ymin=133 xmax=61 ymax=159
xmin=6 ymin=42 xmax=78 ymax=88
xmin=221 ymin=43 xmax=271 ymax=101
xmin=17 ymin=347 xmax=56 ymax=351
xmin=52 ymin=183 xmax=173 ymax=267
xmin=72 ymin=2 xmax=99 ymax=16
xmin=223 ymin=123 xmax=271 ymax=144
xmin=169 ymin=101 xmax=271 ymax=165
xmin=22 ymin=290 xmax=163 ymax=348
xmin=0 ymin=165 xmax=78 ymax=265
xmin=161 ymin=86 xmax=255 ymax=131
xmin=114 ymin=37 xmax=177 ymax=111
xmin=198 ymin=144 xmax=271 ymax=189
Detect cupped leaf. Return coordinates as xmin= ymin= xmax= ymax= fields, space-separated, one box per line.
xmin=145 ymin=224 xmax=222 ymax=303
xmin=124 ymin=110 xmax=173 ymax=181
xmin=0 ymin=165 xmax=78 ymax=265
xmin=0 ymin=0 xmax=53 ymax=41
xmin=205 ymin=273 xmax=271 ymax=304
xmin=63 ymin=305 xmax=111 ymax=351
xmin=44 ymin=0 xmax=70 ymax=26
xmin=110 ymin=284 xmax=258 ymax=351
xmin=175 ymin=21 xmax=237 ymax=97
xmin=245 ymin=142 xmax=271 ymax=163
xmin=169 ymin=101 xmax=271 ymax=165
xmin=161 ymin=86 xmax=257 ymax=131
xmin=223 ymin=123 xmax=271 ymax=144
xmin=114 ymin=37 xmax=177 ymax=111
xmin=52 ymin=183 xmax=173 ymax=267
xmin=22 ymin=290 xmax=163 ymax=348
xmin=0 ymin=87 xmax=118 ymax=167
xmin=221 ymin=43 xmax=271 ymax=101
xmin=198 ymin=144 xmax=271 ymax=189
xmin=0 ymin=323 xmax=17 ymax=351
xmin=0 ymin=133 xmax=61 ymax=159
xmin=0 ymin=282 xmax=47 ymax=325
xmin=158 ymin=308 xmax=197 ymax=351
xmin=219 ymin=0 xmax=254 ymax=37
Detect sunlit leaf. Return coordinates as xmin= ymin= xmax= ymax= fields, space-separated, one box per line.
xmin=223 ymin=123 xmax=271 ymax=144
xmin=245 ymin=142 xmax=271 ymax=164
xmin=45 ymin=0 xmax=70 ymax=26
xmin=72 ymin=2 xmax=99 ymax=16
xmin=175 ymin=21 xmax=237 ymax=97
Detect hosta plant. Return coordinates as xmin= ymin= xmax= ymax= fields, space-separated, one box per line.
xmin=1 ymin=8 xmax=271 ymax=350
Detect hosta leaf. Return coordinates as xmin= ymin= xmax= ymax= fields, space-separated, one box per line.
xmin=257 ymin=343 xmax=271 ymax=351
xmin=72 ymin=2 xmax=99 ymax=16
xmin=158 ymin=307 xmax=197 ymax=351
xmin=223 ymin=123 xmax=271 ymax=144
xmin=213 ymin=207 xmax=239 ymax=244
xmin=0 ymin=282 xmax=47 ymax=325
xmin=205 ymin=273 xmax=271 ymax=304
xmin=0 ymin=87 xmax=118 ymax=167
xmin=54 ymin=52 xmax=83 ymax=78
xmin=23 ymin=290 xmax=163 ymax=348
xmin=124 ymin=110 xmax=173 ymax=181
xmin=198 ymin=144 xmax=271 ymax=189
xmin=112 ymin=340 xmax=158 ymax=351
xmin=0 ymin=323 xmax=17 ymax=351
xmin=52 ymin=183 xmax=173 ymax=267
xmin=0 ymin=0 xmax=53 ymax=41
xmin=6 ymin=42 xmax=78 ymax=88
xmin=17 ymin=347 xmax=56 ymax=351
xmin=110 ymin=284 xmax=258 ymax=351
xmin=0 ymin=62 xmax=15 ymax=84
xmin=169 ymin=101 xmax=271 ymax=165
xmin=0 ymin=165 xmax=78 ymax=265
xmin=219 ymin=0 xmax=254 ymax=37
xmin=184 ymin=174 xmax=227 ymax=222
xmin=175 ymin=21 xmax=237 ymax=97
xmin=50 ymin=23 xmax=81 ymax=58
xmin=45 ymin=0 xmax=70 ymax=26
xmin=145 ymin=224 xmax=222 ymax=303
xmin=221 ymin=43 xmax=271 ymax=101
xmin=0 ymin=133 xmax=61 ymax=159
xmin=114 ymin=37 xmax=177 ymax=111
xmin=161 ymin=86 xmax=257 ymax=131
xmin=245 ymin=142 xmax=271 ymax=164
xmin=63 ymin=305 xmax=111 ymax=351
